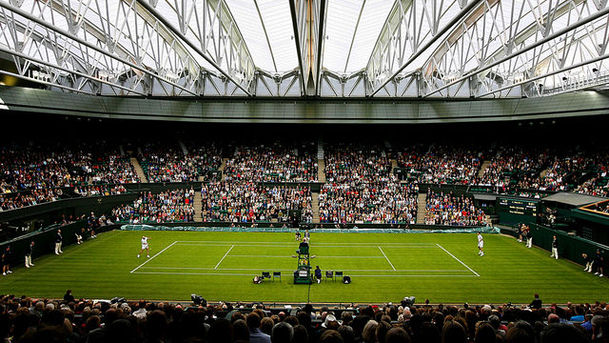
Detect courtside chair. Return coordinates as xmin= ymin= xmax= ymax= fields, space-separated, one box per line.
xmin=325 ymin=270 xmax=334 ymax=281
xmin=335 ymin=271 xmax=343 ymax=281
xmin=273 ymin=271 xmax=282 ymax=281
xmin=262 ymin=272 xmax=271 ymax=279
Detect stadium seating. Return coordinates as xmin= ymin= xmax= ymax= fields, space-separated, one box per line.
xmin=0 ymin=295 xmax=599 ymax=343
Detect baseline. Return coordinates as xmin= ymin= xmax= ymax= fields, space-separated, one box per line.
xmin=435 ymin=244 xmax=480 ymax=277
xmin=130 ymin=241 xmax=178 ymax=274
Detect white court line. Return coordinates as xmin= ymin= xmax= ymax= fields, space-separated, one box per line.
xmin=176 ymin=241 xmax=435 ymax=245
xmin=176 ymin=243 xmax=437 ymax=248
xmin=130 ymin=241 xmax=178 ymax=274
xmin=132 ymin=271 xmax=477 ymax=278
xmin=435 ymin=244 xmax=480 ymax=277
xmin=214 ymin=245 xmax=234 ymax=269
xmin=378 ymin=246 xmax=396 ymax=271
xmin=227 ymin=255 xmax=385 ymax=258
xmin=140 ymin=266 xmax=468 ymax=272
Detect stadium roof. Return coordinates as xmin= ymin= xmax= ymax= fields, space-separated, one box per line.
xmin=543 ymin=192 xmax=605 ymax=207
xmin=0 ymin=0 xmax=607 ymax=98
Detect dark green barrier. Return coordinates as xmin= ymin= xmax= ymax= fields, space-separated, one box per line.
xmin=529 ymin=223 xmax=609 ymax=265
xmin=0 ymin=222 xmax=120 ymax=266
xmin=122 ymin=224 xmax=500 ymax=234
xmin=0 ymin=193 xmax=138 ymax=223
xmin=123 ymin=182 xmax=204 ymax=193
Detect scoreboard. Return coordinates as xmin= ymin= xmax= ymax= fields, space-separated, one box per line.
xmin=498 ymin=197 xmax=539 ymax=218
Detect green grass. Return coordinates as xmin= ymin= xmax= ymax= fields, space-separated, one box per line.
xmin=0 ymin=230 xmax=608 ymax=304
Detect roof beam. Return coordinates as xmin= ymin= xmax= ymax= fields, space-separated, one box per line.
xmin=369 ymin=0 xmax=483 ymax=96
xmin=344 ymin=0 xmax=367 ymax=73
xmin=253 ymin=0 xmax=277 ymax=73
xmin=423 ymin=5 xmax=609 ymax=97
xmin=0 ymin=46 xmax=147 ymax=96
xmin=0 ymin=0 xmax=198 ymax=96
xmin=289 ymin=0 xmax=327 ymax=96
xmin=136 ymin=0 xmax=253 ymax=96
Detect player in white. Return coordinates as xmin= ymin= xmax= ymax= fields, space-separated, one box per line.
xmin=137 ymin=236 xmax=150 ymax=258
xmin=477 ymin=232 xmax=484 ymax=256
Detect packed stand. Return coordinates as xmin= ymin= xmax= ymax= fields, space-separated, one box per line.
xmin=324 ymin=143 xmax=392 ymax=183
xmin=575 ymin=155 xmax=609 ymax=197
xmin=0 ymin=142 xmax=138 ymax=192
xmin=0 ymin=293 xmax=605 ymax=343
xmin=224 ymin=142 xmax=318 ymax=182
xmin=112 ymin=189 xmax=195 ymax=223
xmin=519 ymin=153 xmax=596 ymax=192
xmin=425 ymin=190 xmax=487 ymax=226
xmin=396 ymin=144 xmax=483 ymax=185
xmin=139 ymin=142 xmax=222 ymax=182
xmin=200 ymin=182 xmax=313 ymax=223
xmin=319 ymin=183 xmax=418 ymax=224
xmin=476 ymin=146 xmax=548 ymax=189
xmin=321 ymin=143 xmax=414 ymax=224
xmin=0 ymin=188 xmax=67 ymax=211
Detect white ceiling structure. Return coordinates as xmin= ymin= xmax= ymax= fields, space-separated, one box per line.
xmin=0 ymin=0 xmax=607 ymax=98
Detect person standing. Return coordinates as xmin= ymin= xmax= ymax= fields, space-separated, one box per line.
xmin=525 ymin=227 xmax=533 ymax=248
xmin=138 ymin=236 xmax=150 ymax=258
xmin=593 ymin=249 xmax=604 ymax=277
xmin=55 ymin=229 xmax=63 ymax=255
xmin=314 ymin=266 xmax=322 ymax=284
xmin=25 ymin=241 xmax=34 ymax=268
xmin=477 ymin=232 xmax=484 ymax=256
xmin=583 ymin=253 xmax=593 ymax=272
xmin=550 ymin=235 xmax=558 ymax=259
xmin=2 ymin=246 xmax=12 ymax=275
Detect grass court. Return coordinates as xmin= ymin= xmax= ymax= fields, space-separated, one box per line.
xmin=0 ymin=230 xmax=607 ymax=304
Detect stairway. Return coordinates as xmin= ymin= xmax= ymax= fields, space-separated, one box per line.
xmin=312 ymin=192 xmax=320 ymax=223
xmin=178 ymin=141 xmax=189 ymax=155
xmin=318 ymin=159 xmax=326 ymax=182
xmin=219 ymin=158 xmax=228 ymax=181
xmin=391 ymin=159 xmax=398 ymax=175
xmin=193 ymin=190 xmax=203 ymax=223
xmin=130 ymin=157 xmax=148 ymax=183
xmin=478 ymin=160 xmax=491 ymax=178
xmin=317 ymin=139 xmax=325 ymax=182
xmin=416 ymin=193 xmax=427 ymax=224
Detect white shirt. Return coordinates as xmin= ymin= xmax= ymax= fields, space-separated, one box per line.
xmin=477 ymin=234 xmax=484 ymax=247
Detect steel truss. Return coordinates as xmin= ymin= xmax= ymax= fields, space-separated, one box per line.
xmin=0 ymin=0 xmax=607 ymax=98
xmin=289 ymin=0 xmax=327 ymax=96
xmin=419 ymin=0 xmax=609 ymax=97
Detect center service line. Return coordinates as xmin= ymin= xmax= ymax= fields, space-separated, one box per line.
xmin=436 ymin=244 xmax=480 ymax=277
xmin=214 ymin=245 xmax=235 ymax=270
xmin=131 ymin=241 xmax=178 ymax=274
xmin=378 ymin=246 xmax=396 ymax=271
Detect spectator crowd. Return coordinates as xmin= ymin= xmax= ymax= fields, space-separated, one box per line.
xmin=0 ymin=293 xmax=604 ymax=343
xmin=319 ymin=183 xmax=418 ymax=224
xmin=425 ymin=190 xmax=487 ymax=226
xmin=2 ymin=139 xmax=609 ymax=216
xmin=224 ymin=142 xmax=318 ymax=183
xmin=200 ymin=182 xmax=313 ymax=223
xmin=112 ymin=189 xmax=195 ymax=223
